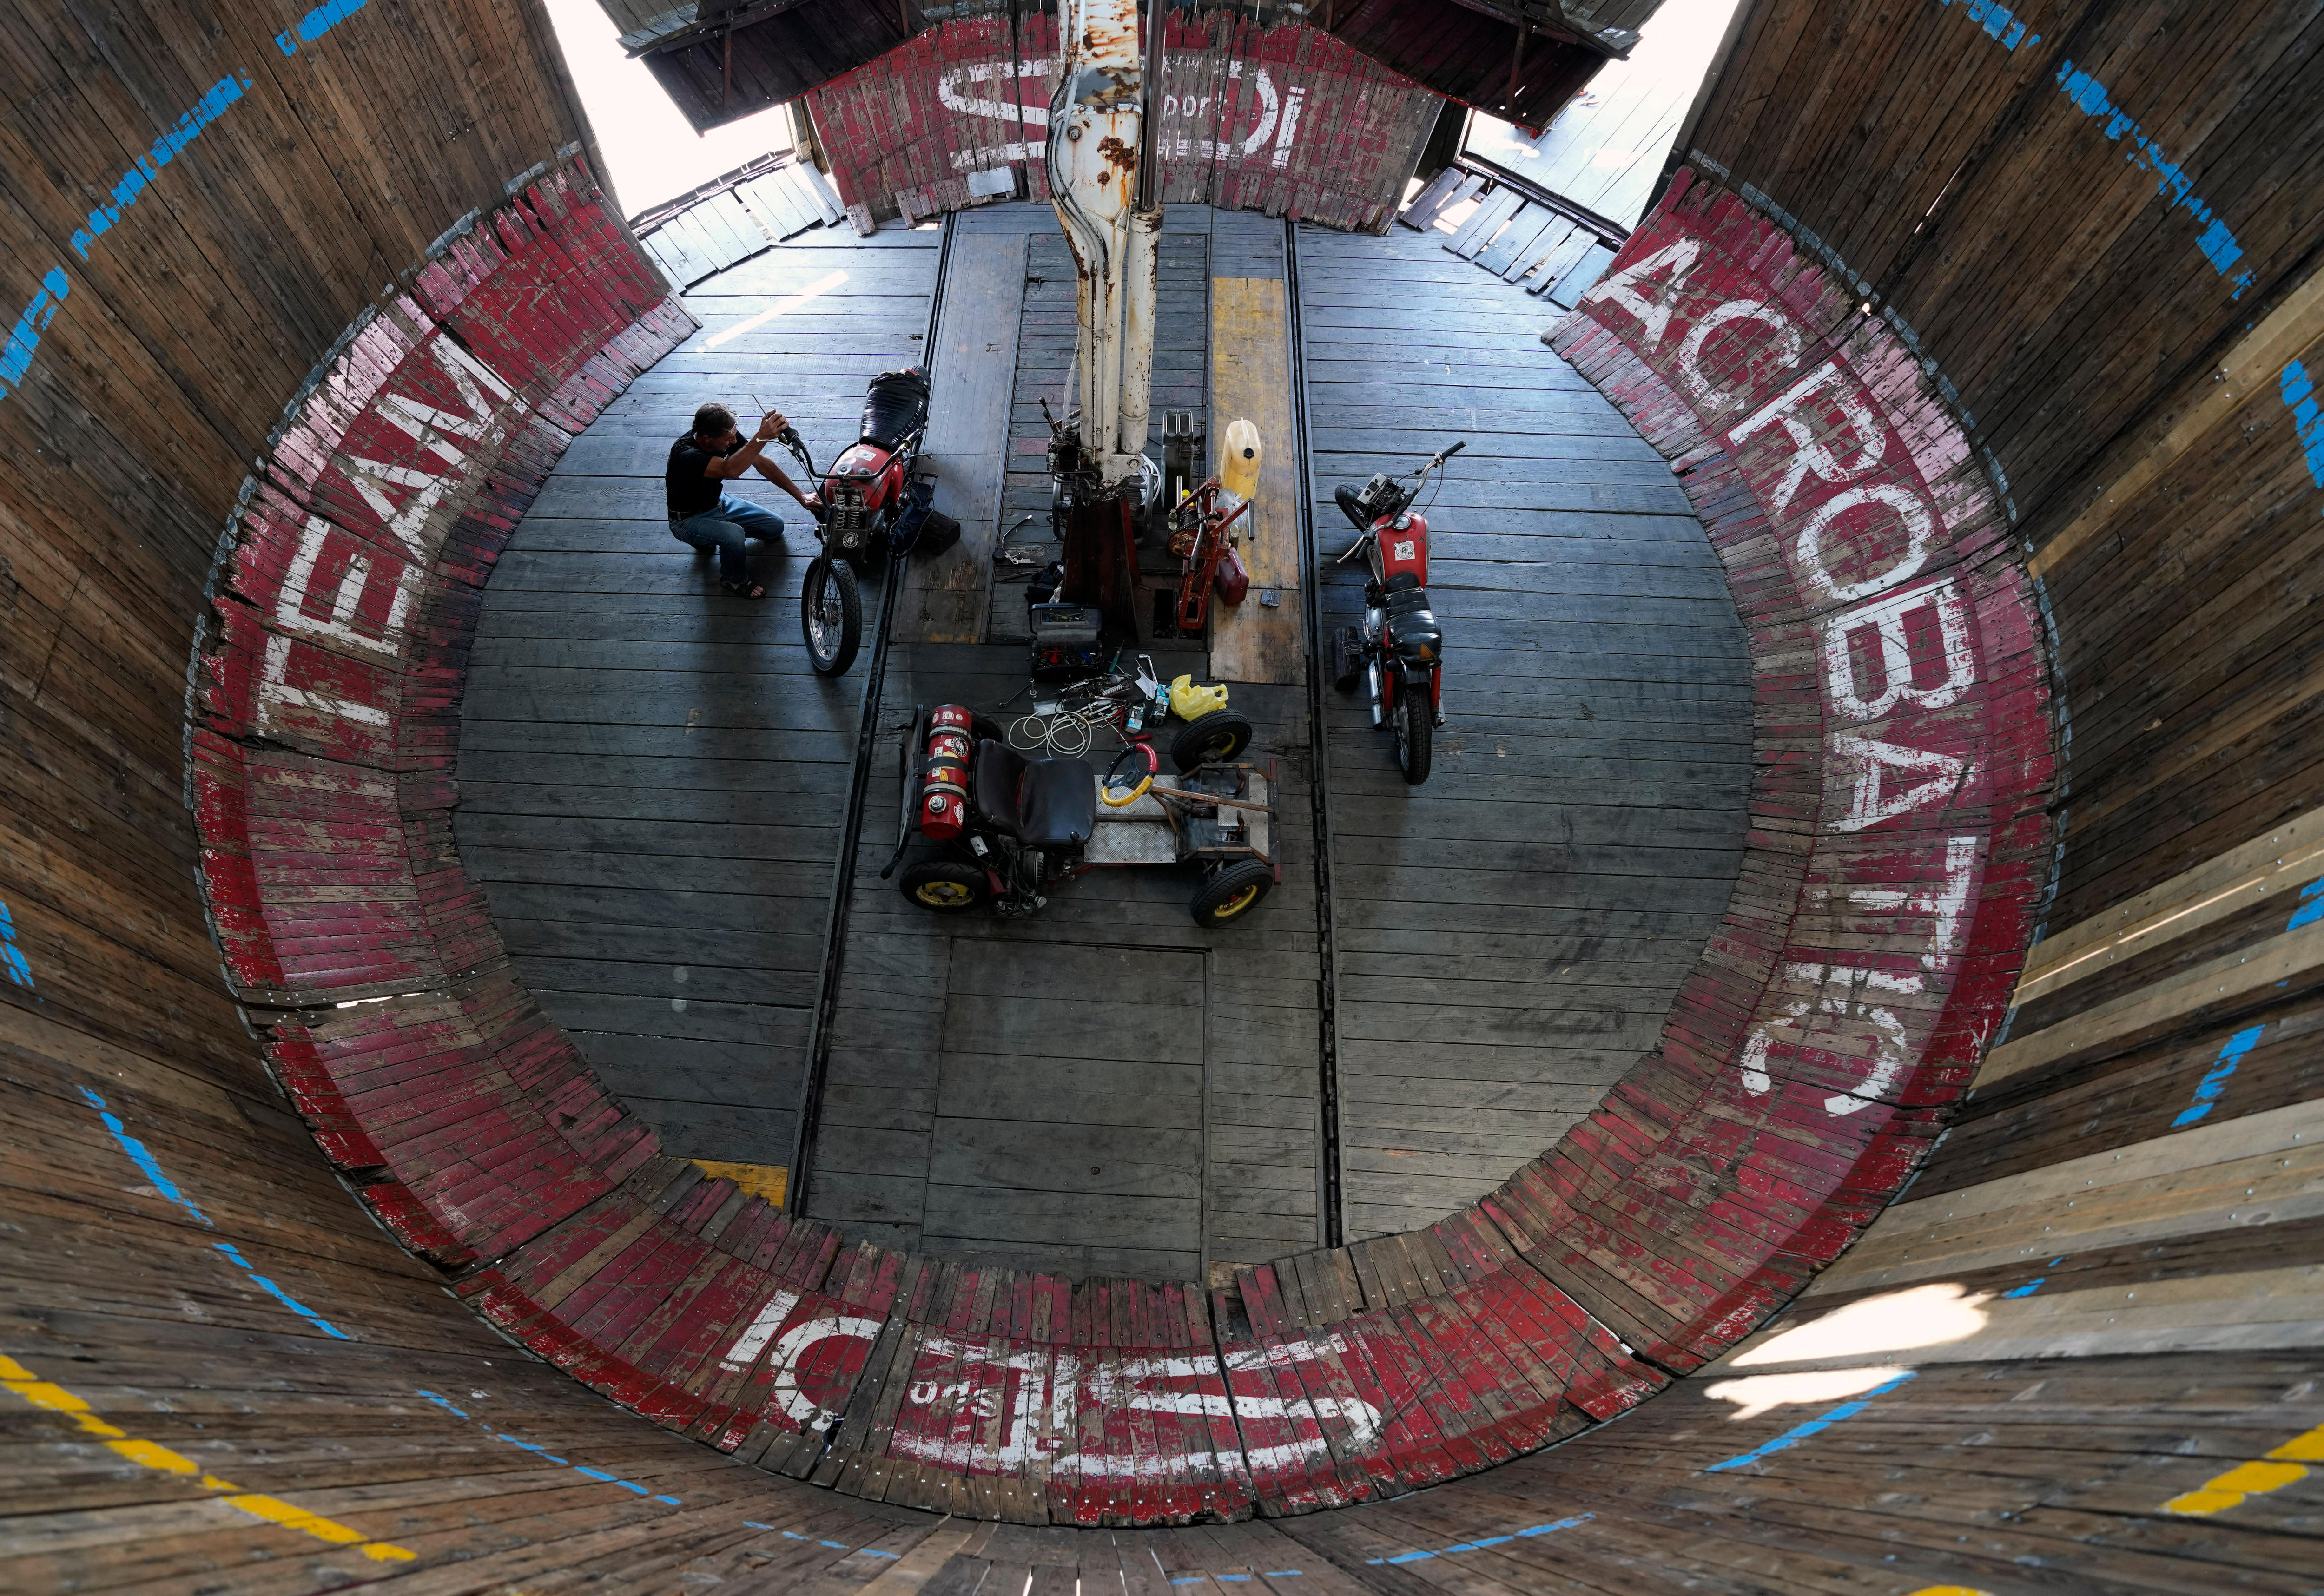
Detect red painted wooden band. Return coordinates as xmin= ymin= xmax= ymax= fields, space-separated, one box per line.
xmin=184 ymin=158 xmax=2053 ymax=1524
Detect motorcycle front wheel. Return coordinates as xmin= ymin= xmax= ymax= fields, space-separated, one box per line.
xmin=1394 ymin=669 xmax=1433 ymax=785
xmin=802 ymin=555 xmax=863 ymax=676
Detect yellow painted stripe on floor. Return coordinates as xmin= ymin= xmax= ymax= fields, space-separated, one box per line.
xmin=690 ymin=1158 xmax=788 ymax=1206
xmin=1208 ymin=275 xmax=1304 ymax=686
xmin=0 ymin=1352 xmax=416 ymax=1561
xmin=2164 ymin=1420 xmax=2324 ymax=1514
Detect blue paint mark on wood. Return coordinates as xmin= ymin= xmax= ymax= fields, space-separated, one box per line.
xmin=2289 ymin=872 xmax=2324 ymax=928
xmin=276 ymin=0 xmax=370 ymax=54
xmin=0 ymin=274 xmax=67 ymax=402
xmin=739 ymin=1522 xmax=902 ymax=1557
xmin=1939 ymin=0 xmax=2037 ymax=51
xmin=417 ymin=1389 xmax=684 ymax=1503
xmin=2052 ymin=61 xmax=2254 ymax=297
xmin=0 ymin=900 xmax=33 ymax=988
xmin=1704 ymin=1372 xmax=1919 ymax=1472
xmin=1363 ymin=1514 xmax=1595 ymax=1563
xmin=2283 ymin=365 xmax=2324 ymax=498
xmin=72 ymin=76 xmax=251 ymax=258
xmin=2002 ymin=1277 xmax=2045 ymax=1298
xmin=4 ymin=0 xmax=375 ymax=406
xmin=213 ymin=1240 xmax=350 ymax=1338
xmin=78 ymin=1086 xmax=212 ymax=1224
xmin=2172 ymin=1023 xmax=2267 ymax=1128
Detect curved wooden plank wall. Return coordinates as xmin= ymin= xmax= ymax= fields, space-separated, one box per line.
xmin=0 ymin=0 xmax=2320 ymax=1585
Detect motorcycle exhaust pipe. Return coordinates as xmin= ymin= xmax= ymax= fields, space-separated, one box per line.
xmin=1367 ymin=659 xmax=1383 ymax=726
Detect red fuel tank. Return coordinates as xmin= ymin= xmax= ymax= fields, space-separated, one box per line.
xmin=831 ymin=442 xmax=902 ymax=509
xmin=919 ymin=706 xmax=974 ymax=839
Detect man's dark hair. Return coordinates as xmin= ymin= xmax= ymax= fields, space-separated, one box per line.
xmin=693 ymin=402 xmax=737 ymax=439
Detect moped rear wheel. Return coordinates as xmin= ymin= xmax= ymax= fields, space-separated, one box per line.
xmin=1394 ymin=671 xmax=1433 ymax=785
xmin=802 ymin=555 xmax=862 ymax=676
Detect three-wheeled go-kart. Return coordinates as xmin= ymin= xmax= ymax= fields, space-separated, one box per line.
xmin=879 ymin=701 xmax=1280 ymax=927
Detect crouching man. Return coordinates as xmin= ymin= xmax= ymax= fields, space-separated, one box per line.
xmin=667 ymin=402 xmax=821 ymax=600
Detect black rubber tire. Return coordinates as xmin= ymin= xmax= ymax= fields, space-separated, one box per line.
xmin=1169 ymin=707 xmax=1254 ymax=772
xmin=1331 ymin=627 xmax=1364 ymax=692
xmin=1394 ymin=671 xmax=1433 ymax=785
xmin=802 ymin=556 xmax=863 ymax=676
xmin=1190 ymin=858 xmax=1274 ymax=928
xmin=899 ymin=857 xmax=988 ymax=913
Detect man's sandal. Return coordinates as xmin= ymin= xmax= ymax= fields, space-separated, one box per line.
xmin=720 ymin=579 xmax=767 ymax=600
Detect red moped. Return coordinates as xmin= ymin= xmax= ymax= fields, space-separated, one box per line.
xmin=773 ymin=367 xmax=954 ymax=676
xmin=1328 ymin=441 xmax=1464 ymax=785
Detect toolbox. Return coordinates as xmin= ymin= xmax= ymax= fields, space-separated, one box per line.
xmin=1029 ymin=602 xmax=1104 ymax=679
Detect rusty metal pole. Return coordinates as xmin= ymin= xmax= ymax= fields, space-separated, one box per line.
xmin=1137 ymin=0 xmax=1165 ymax=212
xmin=1047 ymin=0 xmax=1162 ymax=629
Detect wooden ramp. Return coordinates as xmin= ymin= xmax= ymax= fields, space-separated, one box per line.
xmin=1207 ymin=214 xmax=1306 ymax=686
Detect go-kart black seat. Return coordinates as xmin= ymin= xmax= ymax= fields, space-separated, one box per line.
xmin=971 ymin=740 xmax=1096 ymax=850
xmin=860 ymin=367 xmax=931 ymax=451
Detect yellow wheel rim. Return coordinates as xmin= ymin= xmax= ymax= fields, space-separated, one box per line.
xmin=1211 ymin=883 xmax=1261 ymax=919
xmin=916 ymin=880 xmax=972 ymax=907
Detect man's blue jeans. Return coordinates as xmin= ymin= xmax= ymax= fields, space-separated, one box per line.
xmin=672 ymin=496 xmax=786 ymax=583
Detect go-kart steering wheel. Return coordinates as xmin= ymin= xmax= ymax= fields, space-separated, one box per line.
xmin=1102 ymin=742 xmax=1158 ymax=807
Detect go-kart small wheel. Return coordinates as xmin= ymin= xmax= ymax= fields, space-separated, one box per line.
xmin=1169 ymin=707 xmax=1254 ymax=772
xmin=1190 ymin=859 xmax=1274 ymax=928
xmin=900 ymin=858 xmax=989 ymax=913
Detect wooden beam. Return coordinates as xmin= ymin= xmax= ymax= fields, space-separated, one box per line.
xmin=1978 ymin=917 xmax=2324 ymax=1092
xmin=1711 ymin=1263 xmax=2324 ymax=1372
xmin=2031 ymin=262 xmax=2324 ymax=580
xmin=2015 ymin=801 xmax=2324 ymax=1007
xmin=1795 ymin=1096 xmax=2324 ymax=1299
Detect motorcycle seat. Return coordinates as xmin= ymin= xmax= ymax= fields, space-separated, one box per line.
xmin=860 ymin=367 xmax=931 ymax=451
xmin=972 ymin=740 xmax=1096 ymax=850
xmin=1385 ymin=585 xmax=1442 ymax=661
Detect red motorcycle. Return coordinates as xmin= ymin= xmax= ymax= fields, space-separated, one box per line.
xmin=775 ymin=367 xmax=954 ymax=675
xmin=1328 ymin=441 xmax=1463 ymax=785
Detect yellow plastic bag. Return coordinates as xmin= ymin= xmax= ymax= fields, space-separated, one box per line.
xmin=1169 ymin=674 xmax=1229 ymax=721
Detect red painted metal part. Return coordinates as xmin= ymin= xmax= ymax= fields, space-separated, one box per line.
xmin=806 ymin=13 xmax=1441 ymax=231
xmin=184 ymin=154 xmax=2052 ymax=1524
xmin=646 ymin=0 xmax=1606 ymax=139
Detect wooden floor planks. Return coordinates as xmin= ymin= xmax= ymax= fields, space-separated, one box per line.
xmin=455 ymin=206 xmax=1755 ymax=1274
xmin=455 ymin=222 xmax=944 ymax=1177
xmin=1296 ymin=220 xmax=1752 ymax=1241
xmin=803 ymin=641 xmax=1324 ymax=1284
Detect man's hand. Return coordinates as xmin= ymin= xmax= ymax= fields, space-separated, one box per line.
xmin=797 ymin=488 xmax=822 ymax=512
xmin=754 ymin=409 xmax=787 ymax=441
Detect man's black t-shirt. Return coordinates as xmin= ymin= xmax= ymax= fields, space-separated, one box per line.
xmin=666 ymin=434 xmax=739 ymax=520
